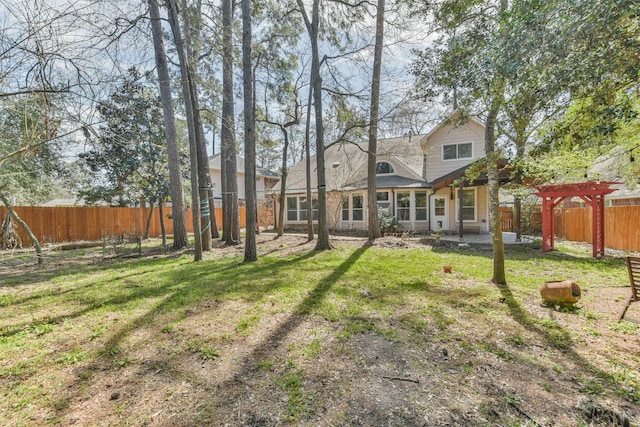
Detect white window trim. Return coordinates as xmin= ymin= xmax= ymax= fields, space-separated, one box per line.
xmin=415 ymin=191 xmax=428 ymax=222
xmin=375 ymin=161 xmax=396 ymax=175
xmin=455 ymin=187 xmax=478 ymax=222
xmin=286 ymin=195 xmax=318 ymax=223
xmin=442 ymin=141 xmax=474 ymax=162
xmin=395 ymin=191 xmax=412 ymax=222
xmin=351 ymin=193 xmax=365 ymax=222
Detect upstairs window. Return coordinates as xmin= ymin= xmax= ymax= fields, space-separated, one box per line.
xmin=443 ymin=142 xmax=473 ymax=161
xmin=376 ymin=161 xmax=395 ymax=174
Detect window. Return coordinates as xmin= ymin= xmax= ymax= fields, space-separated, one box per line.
xmin=434 ymin=197 xmax=445 ymax=216
xmin=443 ymin=142 xmax=473 ymax=160
xmin=352 ymin=194 xmax=364 ymax=221
xmin=342 ymin=196 xmax=349 ymax=221
xmin=287 ymin=196 xmax=298 ymax=221
xmin=456 ymin=188 xmax=476 ymax=221
xmin=287 ymin=196 xmax=318 ymax=222
xmin=376 ymin=191 xmax=390 ymax=214
xmin=376 ymin=161 xmax=395 ymax=174
xmin=415 ymin=192 xmax=427 ymax=221
xmin=397 ymin=192 xmax=410 ymax=221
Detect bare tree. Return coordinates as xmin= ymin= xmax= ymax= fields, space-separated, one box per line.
xmin=367 ymin=0 xmax=385 ymax=240
xmin=296 ymin=0 xmax=332 ymax=250
xmin=148 ymin=0 xmax=189 ymax=250
xmin=166 ymin=0 xmax=203 ymax=260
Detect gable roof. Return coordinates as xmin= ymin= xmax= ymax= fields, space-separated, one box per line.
xmin=282 ymin=134 xmax=427 ymax=193
xmin=421 ymin=111 xmax=485 ymax=141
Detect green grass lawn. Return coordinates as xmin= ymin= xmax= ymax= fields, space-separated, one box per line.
xmin=1 ymin=237 xmax=638 ymax=426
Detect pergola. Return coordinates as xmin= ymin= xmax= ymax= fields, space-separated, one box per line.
xmin=532 ymin=182 xmax=617 ymax=258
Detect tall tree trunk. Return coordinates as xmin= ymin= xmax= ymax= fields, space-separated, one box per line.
xmin=367 ymin=0 xmax=385 ymax=240
xmin=148 ymin=0 xmax=189 ymax=250
xmin=166 ymin=0 xmax=203 ymax=261
xmin=0 ymin=194 xmax=43 ymax=265
xmin=297 ymin=0 xmax=331 ymax=250
xmin=304 ymin=83 xmax=314 ymax=242
xmin=222 ymin=0 xmax=240 ymax=245
xmin=242 ymin=0 xmax=257 ymax=262
xmin=486 ymin=87 xmax=506 ymax=285
xmin=179 ymin=0 xmax=214 ymax=250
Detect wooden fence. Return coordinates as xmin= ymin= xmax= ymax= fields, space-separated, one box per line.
xmin=554 ymin=206 xmax=640 ymax=252
xmin=500 ymin=206 xmax=542 ymax=234
xmin=0 ymin=205 xmax=274 ymax=246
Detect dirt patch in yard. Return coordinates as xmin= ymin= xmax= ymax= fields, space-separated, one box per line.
xmin=1 ymin=232 xmax=639 ymax=426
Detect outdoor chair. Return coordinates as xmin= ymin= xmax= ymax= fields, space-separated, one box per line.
xmin=619 ymin=256 xmax=640 ymax=321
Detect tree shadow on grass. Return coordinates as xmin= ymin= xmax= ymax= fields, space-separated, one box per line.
xmin=493 ymin=280 xmax=625 ymax=398
xmin=48 ymin=244 xmax=370 ymax=422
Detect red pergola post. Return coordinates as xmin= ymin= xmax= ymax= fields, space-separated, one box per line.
xmin=541 ymin=196 xmax=563 ymax=252
xmin=580 ymin=194 xmax=607 ymax=258
xmin=533 ymin=182 xmax=616 ymax=258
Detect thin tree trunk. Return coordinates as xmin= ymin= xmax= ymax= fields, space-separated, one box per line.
xmin=242 ymin=0 xmax=257 ymax=262
xmin=277 ymin=126 xmax=289 ymax=237
xmin=0 ymin=194 xmax=43 ymax=265
xmin=159 ymin=203 xmax=167 ymax=249
xmin=486 ymin=89 xmax=506 ymax=285
xmin=297 ymin=0 xmax=330 ymax=250
xmin=166 ymin=0 xmax=202 ymax=261
xmin=367 ymin=0 xmax=385 ymax=240
xmin=180 ymin=0 xmax=213 ymax=251
xmin=148 ymin=0 xmax=189 ymax=250
xmin=144 ymin=202 xmax=154 ymax=239
xmin=222 ymin=0 xmax=240 ymax=245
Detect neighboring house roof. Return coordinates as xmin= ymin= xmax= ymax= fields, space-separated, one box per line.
xmin=589 ymin=150 xmax=638 ymax=200
xmin=208 ymin=154 xmax=280 ymax=179
xmin=40 ymin=197 xmax=88 ymax=207
xmin=282 ymin=134 xmax=427 ymax=193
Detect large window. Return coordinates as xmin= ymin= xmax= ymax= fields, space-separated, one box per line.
xmin=415 ymin=191 xmax=427 ymax=221
xmin=397 ymin=192 xmax=410 ymax=221
xmin=286 ymin=196 xmax=318 ymax=222
xmin=443 ymin=142 xmax=473 ymax=161
xmin=341 ymin=194 xmax=364 ymax=222
xmin=376 ymin=161 xmax=395 ymax=174
xmin=457 ymin=188 xmax=476 ymax=221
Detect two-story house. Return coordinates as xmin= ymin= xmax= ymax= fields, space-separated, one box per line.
xmin=278 ymin=115 xmax=501 ymax=234
xmin=208 ymin=154 xmax=280 ymax=207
